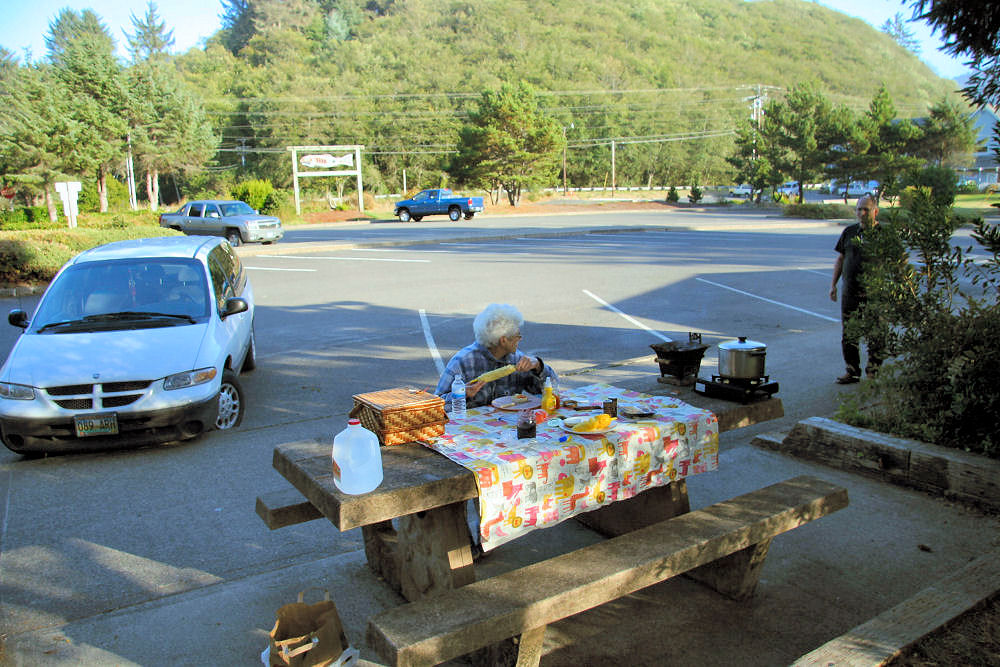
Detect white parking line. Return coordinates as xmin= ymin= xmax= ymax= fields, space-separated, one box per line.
xmin=696 ymin=277 xmax=840 ymax=322
xmin=420 ymin=309 xmax=446 ymax=376
xmin=798 ymin=267 xmax=831 ymax=277
xmin=256 ymin=255 xmax=430 ymax=263
xmin=582 ymin=289 xmax=673 ymax=342
xmin=243 ymin=266 xmax=316 ymax=272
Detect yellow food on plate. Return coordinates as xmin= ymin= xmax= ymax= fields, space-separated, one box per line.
xmin=571 ymin=414 xmax=615 ymax=432
xmin=473 ymin=364 xmax=516 ymax=383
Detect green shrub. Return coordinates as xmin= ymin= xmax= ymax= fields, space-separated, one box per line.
xmin=687 ymin=184 xmax=702 ymax=204
xmin=667 ymin=186 xmax=679 ymax=203
xmin=25 ymin=206 xmax=49 ymax=223
xmin=956 ymin=181 xmax=980 ymax=195
xmin=231 ymin=179 xmax=275 ymax=212
xmin=783 ymin=203 xmax=853 ymax=219
xmin=835 ymin=191 xmax=1000 ymax=458
xmin=79 ymin=178 xmax=130 ymax=212
xmin=902 ymin=165 xmax=958 ymax=208
xmin=0 ymin=208 xmax=29 ymax=229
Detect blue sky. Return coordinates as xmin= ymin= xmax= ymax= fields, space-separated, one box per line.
xmin=0 ymin=0 xmax=971 ymax=80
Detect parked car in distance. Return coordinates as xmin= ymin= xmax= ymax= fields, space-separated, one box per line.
xmin=777 ymin=181 xmax=799 ymax=196
xmin=158 ymin=200 xmax=283 ymax=247
xmin=394 ymin=189 xmax=485 ymax=222
xmin=729 ymin=184 xmax=752 ymax=197
xmin=0 ymin=236 xmax=256 ymax=455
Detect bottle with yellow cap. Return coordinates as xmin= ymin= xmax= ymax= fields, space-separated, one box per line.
xmin=541 ymin=377 xmax=557 ymax=413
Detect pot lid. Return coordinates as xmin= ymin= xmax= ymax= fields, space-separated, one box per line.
xmin=718 ymin=336 xmax=766 ymax=351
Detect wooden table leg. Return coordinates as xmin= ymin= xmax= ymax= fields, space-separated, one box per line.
xmin=362 ymin=501 xmax=475 ymax=602
xmin=574 ymin=479 xmax=690 ymax=537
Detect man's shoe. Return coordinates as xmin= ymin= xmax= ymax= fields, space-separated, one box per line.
xmin=836 ymin=373 xmax=860 ymax=384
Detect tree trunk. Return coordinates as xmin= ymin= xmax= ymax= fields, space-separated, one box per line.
xmin=146 ymin=170 xmax=160 ymax=212
xmin=97 ymin=167 xmax=109 ymax=213
xmin=45 ymin=186 xmax=57 ymax=223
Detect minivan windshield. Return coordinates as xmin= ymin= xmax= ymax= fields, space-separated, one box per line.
xmin=30 ymin=259 xmax=210 ymax=332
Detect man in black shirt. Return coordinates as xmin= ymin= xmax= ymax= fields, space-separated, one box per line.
xmin=830 ymin=194 xmax=883 ymax=384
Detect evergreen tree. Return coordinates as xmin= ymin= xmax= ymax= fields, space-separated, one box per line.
xmin=910 ymin=96 xmax=979 ymax=167
xmin=125 ymin=1 xmax=176 ymax=63
xmin=47 ymin=9 xmax=129 ymax=213
xmin=862 ymin=85 xmax=923 ymax=202
xmin=880 ymin=13 xmax=921 ymax=55
xmin=0 ymin=64 xmax=81 ymax=221
xmin=452 ymin=82 xmax=564 ymax=206
xmin=824 ymin=105 xmax=871 ymax=203
xmin=763 ymin=83 xmax=834 ymax=203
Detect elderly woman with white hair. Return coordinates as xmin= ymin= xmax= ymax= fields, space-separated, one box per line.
xmin=435 ymin=303 xmax=558 ymax=408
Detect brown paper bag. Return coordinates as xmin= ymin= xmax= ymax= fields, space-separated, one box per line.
xmin=268 ymin=590 xmax=349 ymax=667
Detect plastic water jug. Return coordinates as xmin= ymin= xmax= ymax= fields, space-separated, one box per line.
xmin=331 ymin=418 xmax=383 ymax=495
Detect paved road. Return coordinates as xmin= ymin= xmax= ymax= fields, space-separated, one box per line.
xmin=1 ymin=208 xmax=996 ymax=665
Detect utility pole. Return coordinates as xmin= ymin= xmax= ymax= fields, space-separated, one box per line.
xmin=562 ymin=122 xmax=573 ymax=195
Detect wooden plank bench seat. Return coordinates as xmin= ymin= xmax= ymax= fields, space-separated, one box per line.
xmin=366 ymin=475 xmax=849 ymax=667
xmin=255 ymin=488 xmax=323 ymax=529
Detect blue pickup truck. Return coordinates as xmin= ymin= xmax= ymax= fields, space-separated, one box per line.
xmin=394 ymin=189 xmax=485 ymax=222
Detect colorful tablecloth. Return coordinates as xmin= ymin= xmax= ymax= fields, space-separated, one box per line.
xmin=424 ymin=383 xmax=719 ymax=551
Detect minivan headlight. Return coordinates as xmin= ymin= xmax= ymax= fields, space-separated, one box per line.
xmin=0 ymin=382 xmax=36 ymax=400
xmin=164 ymin=368 xmax=217 ymax=390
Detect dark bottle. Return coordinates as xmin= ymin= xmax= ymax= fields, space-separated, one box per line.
xmin=516 ymin=409 xmax=536 ymax=439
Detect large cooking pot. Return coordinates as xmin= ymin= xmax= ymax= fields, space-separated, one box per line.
xmin=718 ymin=336 xmax=767 ymax=379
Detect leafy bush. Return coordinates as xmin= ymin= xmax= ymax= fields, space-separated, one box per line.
xmin=666 ymin=186 xmax=679 ymax=203
xmin=231 ymin=179 xmax=276 ymax=212
xmin=902 ymin=165 xmax=958 ymax=208
xmin=782 ymin=203 xmax=854 ymax=219
xmin=0 ymin=207 xmax=60 ymax=230
xmin=836 ymin=190 xmax=1000 ymax=458
xmin=79 ymin=178 xmax=131 ymax=212
xmin=0 ymin=217 xmax=173 ymax=284
xmin=956 ymin=181 xmax=981 ymax=195
xmin=687 ymin=184 xmax=702 ymax=204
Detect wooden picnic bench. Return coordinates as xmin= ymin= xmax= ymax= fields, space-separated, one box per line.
xmin=366 ymin=475 xmax=848 ymax=667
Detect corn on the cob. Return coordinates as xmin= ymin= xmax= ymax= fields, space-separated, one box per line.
xmin=472 ymin=364 xmax=516 ymax=383
xmin=571 ymin=414 xmax=615 ymax=432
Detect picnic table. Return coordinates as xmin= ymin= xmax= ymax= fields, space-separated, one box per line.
xmin=262 ymin=383 xmax=783 ymax=602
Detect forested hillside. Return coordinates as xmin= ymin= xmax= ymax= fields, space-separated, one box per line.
xmin=1 ymin=0 xmax=963 ymax=209
xmin=173 ymin=0 xmax=958 ymax=194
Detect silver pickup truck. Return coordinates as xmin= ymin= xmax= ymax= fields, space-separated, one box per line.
xmin=158 ymin=200 xmax=283 ymax=247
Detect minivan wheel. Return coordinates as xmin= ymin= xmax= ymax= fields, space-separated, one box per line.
xmin=216 ymin=369 xmax=244 ymax=430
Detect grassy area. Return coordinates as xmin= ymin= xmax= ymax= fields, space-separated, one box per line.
xmin=954 ymin=192 xmax=1000 ymax=218
xmin=0 ymin=210 xmax=175 ymax=285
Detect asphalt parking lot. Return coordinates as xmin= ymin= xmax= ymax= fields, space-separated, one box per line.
xmin=1 ymin=208 xmax=997 ymax=665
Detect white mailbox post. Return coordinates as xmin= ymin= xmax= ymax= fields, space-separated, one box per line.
xmin=54 ymin=181 xmax=82 ymax=228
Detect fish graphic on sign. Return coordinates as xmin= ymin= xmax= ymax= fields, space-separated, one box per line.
xmin=300 ymin=153 xmax=354 ymax=169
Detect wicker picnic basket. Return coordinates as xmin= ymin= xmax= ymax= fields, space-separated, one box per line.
xmin=349 ymin=387 xmax=448 ymax=446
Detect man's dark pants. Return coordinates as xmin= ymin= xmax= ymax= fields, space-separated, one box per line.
xmin=842 ymin=294 xmax=884 ymax=377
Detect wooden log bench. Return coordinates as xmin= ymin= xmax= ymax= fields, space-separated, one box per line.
xmin=256 ymin=487 xmax=323 ymax=529
xmin=366 ymin=475 xmax=849 ymax=667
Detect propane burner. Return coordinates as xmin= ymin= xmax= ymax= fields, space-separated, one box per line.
xmin=694 ymin=374 xmax=779 ymax=403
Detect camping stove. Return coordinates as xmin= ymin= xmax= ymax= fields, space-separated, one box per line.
xmin=694 ymin=374 xmax=780 ymax=404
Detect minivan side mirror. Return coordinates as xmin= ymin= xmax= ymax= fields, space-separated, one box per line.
xmin=8 ymin=309 xmax=28 ymax=329
xmin=221 ymin=297 xmax=249 ymax=319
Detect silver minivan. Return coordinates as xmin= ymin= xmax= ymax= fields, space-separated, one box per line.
xmin=0 ymin=236 xmax=255 ymax=455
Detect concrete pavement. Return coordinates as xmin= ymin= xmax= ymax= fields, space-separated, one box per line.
xmin=2 ymin=211 xmax=997 ymax=666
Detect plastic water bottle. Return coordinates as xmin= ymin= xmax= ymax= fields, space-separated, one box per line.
xmin=451 ymin=375 xmax=466 ymax=418
xmin=331 ymin=418 xmax=383 ymax=495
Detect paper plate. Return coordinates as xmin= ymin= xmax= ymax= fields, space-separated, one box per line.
xmin=560 ymin=415 xmax=616 ymax=435
xmin=492 ymin=394 xmax=542 ymax=411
